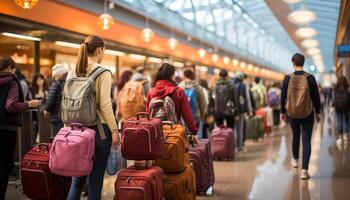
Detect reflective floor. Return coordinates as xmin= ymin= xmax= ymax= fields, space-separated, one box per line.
xmin=6 ymin=107 xmax=350 ymax=200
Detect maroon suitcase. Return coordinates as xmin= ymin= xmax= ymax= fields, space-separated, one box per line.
xmin=121 ymin=112 xmax=165 ymax=160
xmin=189 ymin=140 xmax=215 ymax=195
xmin=199 ymin=139 xmax=215 ymax=187
xmin=114 ymin=165 xmax=164 ymax=200
xmin=21 ymin=143 xmax=71 ymax=200
xmin=210 ymin=125 xmax=235 ymax=160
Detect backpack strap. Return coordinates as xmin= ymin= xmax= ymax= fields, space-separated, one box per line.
xmin=88 ymin=66 xmax=112 ymax=140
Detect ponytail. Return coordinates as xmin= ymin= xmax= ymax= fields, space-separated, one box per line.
xmin=76 ymin=43 xmax=88 ymax=76
xmin=75 ymin=35 xmax=105 ymax=77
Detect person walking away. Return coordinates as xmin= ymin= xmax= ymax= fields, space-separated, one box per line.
xmin=146 ymin=63 xmax=199 ymax=142
xmin=332 ymin=76 xmax=350 ymax=144
xmin=251 ymin=77 xmax=267 ymax=109
xmin=213 ymin=69 xmax=237 ymax=130
xmin=43 ymin=64 xmax=68 ymax=136
xmin=199 ymin=79 xmax=215 ymax=138
xmin=113 ymin=70 xmax=133 ymax=121
xmin=268 ymin=81 xmax=282 ymax=127
xmin=232 ymin=72 xmax=253 ymax=152
xmin=281 ymin=53 xmax=321 ymax=180
xmin=179 ymin=69 xmax=208 ymax=138
xmin=0 ymin=56 xmax=41 ymax=199
xmin=131 ymin=66 xmax=150 ymax=95
xmin=66 ymin=35 xmax=120 ymax=200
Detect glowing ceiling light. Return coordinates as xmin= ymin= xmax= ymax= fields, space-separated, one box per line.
xmin=312 ymin=54 xmax=322 ymax=61
xmin=223 ymin=56 xmax=230 ymax=65
xmin=211 ymin=54 xmax=219 ymax=63
xmin=232 ymin=59 xmax=239 ymax=66
xmin=254 ymin=66 xmax=260 ymax=73
xmin=148 ymin=57 xmax=162 ymax=63
xmin=240 ymin=62 xmax=246 ymax=69
xmin=288 ymin=8 xmax=317 ymax=25
xmin=200 ymin=66 xmax=208 ymax=72
xmin=173 ymin=62 xmax=184 ymax=68
xmin=2 ymin=32 xmax=41 ymax=41
xmin=168 ymin=37 xmax=178 ymax=50
xmin=301 ymin=39 xmax=319 ymax=48
xmin=247 ymin=64 xmax=253 ymax=71
xmin=142 ymin=28 xmax=155 ymax=43
xmin=306 ymin=48 xmax=321 ymax=55
xmin=129 ymin=54 xmax=146 ymax=60
xmin=105 ymin=49 xmax=125 ymax=56
xmin=98 ymin=13 xmax=114 ymax=30
xmin=282 ymin=0 xmax=301 ymax=4
xmin=15 ymin=0 xmax=38 ymax=9
xmin=198 ymin=48 xmax=206 ymax=59
xmin=295 ymin=27 xmax=317 ymax=38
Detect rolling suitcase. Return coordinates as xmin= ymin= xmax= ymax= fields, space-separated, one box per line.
xmin=121 ymin=112 xmax=165 ymax=160
xmin=155 ymin=122 xmax=189 ymax=173
xmin=114 ymin=165 xmax=164 ymax=200
xmin=210 ymin=126 xmax=234 ymax=160
xmin=21 ymin=143 xmax=71 ymax=200
xmin=164 ymin=164 xmax=196 ymax=200
xmin=198 ymin=139 xmax=215 ymax=188
xmin=189 ymin=140 xmax=214 ymax=195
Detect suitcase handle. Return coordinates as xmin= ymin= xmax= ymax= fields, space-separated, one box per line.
xmin=70 ymin=123 xmax=84 ymax=130
xmin=136 ymin=112 xmax=150 ymax=120
xmin=37 ymin=144 xmax=50 ymax=153
xmin=162 ymin=121 xmax=173 ymax=128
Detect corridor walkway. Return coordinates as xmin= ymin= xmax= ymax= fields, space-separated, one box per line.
xmin=6 ymin=108 xmax=350 ymax=200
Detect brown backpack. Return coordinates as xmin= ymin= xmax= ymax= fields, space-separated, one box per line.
xmin=285 ymin=73 xmax=313 ymax=119
xmin=118 ymin=81 xmax=146 ymax=120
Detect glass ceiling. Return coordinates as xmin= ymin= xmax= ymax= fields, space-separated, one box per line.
xmin=116 ymin=0 xmax=303 ymax=73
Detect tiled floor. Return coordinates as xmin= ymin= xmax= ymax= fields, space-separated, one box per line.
xmin=6 ymin=107 xmax=350 ymax=200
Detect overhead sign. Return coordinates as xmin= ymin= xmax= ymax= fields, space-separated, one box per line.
xmin=338 ymin=45 xmax=350 ymax=57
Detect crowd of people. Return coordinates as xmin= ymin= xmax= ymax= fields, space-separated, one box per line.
xmin=1 ymin=34 xmax=349 ymax=199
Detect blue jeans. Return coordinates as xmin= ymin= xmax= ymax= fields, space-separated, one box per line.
xmin=235 ymin=113 xmax=246 ymax=149
xmin=67 ymin=124 xmax=112 ymax=200
xmin=336 ymin=111 xmax=349 ymax=134
xmin=290 ymin=113 xmax=314 ymax=170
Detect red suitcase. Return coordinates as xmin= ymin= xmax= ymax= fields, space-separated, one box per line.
xmin=198 ymin=139 xmax=215 ymax=187
xmin=121 ymin=112 xmax=165 ymax=160
xmin=210 ymin=126 xmax=235 ymax=160
xmin=114 ymin=165 xmax=164 ymax=200
xmin=21 ymin=143 xmax=71 ymax=200
xmin=189 ymin=140 xmax=215 ymax=195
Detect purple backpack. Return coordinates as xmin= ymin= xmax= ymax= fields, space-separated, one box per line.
xmin=268 ymin=90 xmax=280 ymax=107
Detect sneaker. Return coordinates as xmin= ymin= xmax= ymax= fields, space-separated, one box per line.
xmin=300 ymin=169 xmax=310 ymax=180
xmin=291 ymin=158 xmax=298 ymax=168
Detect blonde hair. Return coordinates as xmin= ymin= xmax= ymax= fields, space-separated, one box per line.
xmin=76 ymin=35 xmax=105 ymax=77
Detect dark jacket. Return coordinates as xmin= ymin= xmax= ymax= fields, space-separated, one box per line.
xmin=146 ymin=80 xmax=198 ymax=135
xmin=281 ymin=70 xmax=321 ymax=117
xmin=0 ymin=72 xmax=28 ymax=131
xmin=214 ymin=78 xmax=237 ymax=117
xmin=233 ymin=78 xmax=251 ymax=114
xmin=44 ymin=73 xmax=67 ymax=122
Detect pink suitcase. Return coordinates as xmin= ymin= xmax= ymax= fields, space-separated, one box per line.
xmin=49 ymin=123 xmax=95 ymax=177
xmin=121 ymin=112 xmax=165 ymax=160
xmin=210 ymin=125 xmax=235 ymax=160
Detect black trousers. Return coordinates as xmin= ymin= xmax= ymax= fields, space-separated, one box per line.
xmin=273 ymin=109 xmax=281 ymax=126
xmin=0 ymin=130 xmax=18 ymax=199
xmin=290 ymin=114 xmax=314 ymax=170
xmin=215 ymin=115 xmax=235 ymax=129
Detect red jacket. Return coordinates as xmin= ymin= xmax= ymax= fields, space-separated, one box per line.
xmin=146 ymin=80 xmax=198 ymax=135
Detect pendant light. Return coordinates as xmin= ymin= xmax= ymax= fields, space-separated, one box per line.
xmin=15 ymin=0 xmax=38 ymax=9
xmin=142 ymin=17 xmax=155 ymax=42
xmin=223 ymin=56 xmax=230 ymax=65
xmin=288 ymin=6 xmax=316 ymax=25
xmin=295 ymin=27 xmax=317 ymax=38
xmin=198 ymin=48 xmax=206 ymax=59
xmin=211 ymin=53 xmax=219 ymax=63
xmin=301 ymin=39 xmax=319 ymax=48
xmin=168 ymin=30 xmax=178 ymax=50
xmin=98 ymin=0 xmax=114 ymax=30
xmin=282 ymin=0 xmax=301 ymax=4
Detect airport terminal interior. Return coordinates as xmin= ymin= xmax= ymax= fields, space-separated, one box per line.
xmin=1 ymin=0 xmax=350 ymax=199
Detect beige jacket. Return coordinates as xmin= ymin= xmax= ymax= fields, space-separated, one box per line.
xmin=67 ymin=63 xmax=118 ymax=132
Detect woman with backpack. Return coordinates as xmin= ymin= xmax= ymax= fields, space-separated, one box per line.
xmin=268 ymin=81 xmax=282 ymax=127
xmin=0 ymin=56 xmax=41 ymax=199
xmin=333 ymin=76 xmax=350 ymax=144
xmin=146 ymin=63 xmax=198 ymax=142
xmin=66 ymin=35 xmax=120 ymax=200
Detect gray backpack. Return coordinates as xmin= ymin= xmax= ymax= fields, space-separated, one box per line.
xmin=61 ymin=67 xmax=109 ymax=139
